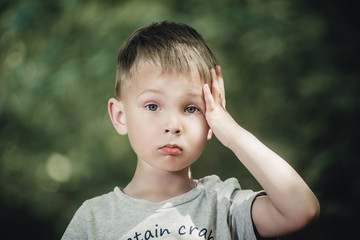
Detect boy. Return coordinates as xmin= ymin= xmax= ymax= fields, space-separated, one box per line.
xmin=62 ymin=21 xmax=319 ymax=239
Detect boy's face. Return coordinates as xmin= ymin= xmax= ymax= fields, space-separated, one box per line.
xmin=121 ymin=62 xmax=210 ymax=173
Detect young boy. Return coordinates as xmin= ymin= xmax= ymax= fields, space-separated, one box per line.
xmin=62 ymin=21 xmax=319 ymax=240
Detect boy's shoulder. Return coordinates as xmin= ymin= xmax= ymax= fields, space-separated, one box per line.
xmin=200 ymin=174 xmax=240 ymax=189
xmin=199 ymin=175 xmax=259 ymax=201
xmin=85 ymin=188 xmax=117 ymax=204
xmin=74 ymin=188 xmax=119 ymax=218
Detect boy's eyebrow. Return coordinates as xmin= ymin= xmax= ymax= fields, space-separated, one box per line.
xmin=137 ymin=89 xmax=164 ymax=98
xmin=186 ymin=92 xmax=204 ymax=100
xmin=137 ymin=89 xmax=203 ymax=98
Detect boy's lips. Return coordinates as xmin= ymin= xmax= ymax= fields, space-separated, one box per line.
xmin=159 ymin=144 xmax=182 ymax=155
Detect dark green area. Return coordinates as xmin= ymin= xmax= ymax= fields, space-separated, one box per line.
xmin=1 ymin=0 xmax=359 ymax=239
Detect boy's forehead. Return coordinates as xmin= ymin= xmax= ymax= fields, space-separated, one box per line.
xmin=131 ymin=60 xmax=205 ymax=86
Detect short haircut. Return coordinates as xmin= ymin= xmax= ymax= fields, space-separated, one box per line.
xmin=115 ymin=21 xmax=219 ymax=99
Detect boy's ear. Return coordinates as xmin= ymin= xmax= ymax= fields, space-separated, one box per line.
xmin=108 ymin=98 xmax=127 ymax=135
xmin=207 ymin=129 xmax=213 ymax=140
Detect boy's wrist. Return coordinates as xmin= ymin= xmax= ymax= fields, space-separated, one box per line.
xmin=212 ymin=116 xmax=247 ymax=150
xmin=225 ymin=123 xmax=253 ymax=152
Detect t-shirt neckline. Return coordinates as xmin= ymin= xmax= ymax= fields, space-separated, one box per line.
xmin=113 ymin=179 xmax=204 ymax=210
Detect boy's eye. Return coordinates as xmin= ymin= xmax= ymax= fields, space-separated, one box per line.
xmin=145 ymin=104 xmax=160 ymax=111
xmin=185 ymin=106 xmax=199 ymax=114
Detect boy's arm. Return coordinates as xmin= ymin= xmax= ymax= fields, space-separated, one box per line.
xmin=203 ymin=66 xmax=320 ymax=238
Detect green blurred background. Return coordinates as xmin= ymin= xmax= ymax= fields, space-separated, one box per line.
xmin=1 ymin=0 xmax=359 ymax=239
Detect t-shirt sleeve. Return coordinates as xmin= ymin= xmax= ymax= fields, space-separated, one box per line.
xmin=229 ymin=187 xmax=265 ymax=240
xmin=61 ymin=204 xmax=89 ymax=240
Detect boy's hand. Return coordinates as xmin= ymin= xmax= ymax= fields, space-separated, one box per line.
xmin=203 ymin=65 xmax=238 ymax=148
xmin=204 ymin=67 xmax=320 ymax=238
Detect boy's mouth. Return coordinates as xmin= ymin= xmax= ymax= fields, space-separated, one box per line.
xmin=159 ymin=144 xmax=182 ymax=155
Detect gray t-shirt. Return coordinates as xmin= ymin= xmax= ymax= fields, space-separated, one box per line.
xmin=62 ymin=175 xmax=263 ymax=240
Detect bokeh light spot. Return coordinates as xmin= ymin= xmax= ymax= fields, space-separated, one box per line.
xmin=46 ymin=153 xmax=72 ymax=182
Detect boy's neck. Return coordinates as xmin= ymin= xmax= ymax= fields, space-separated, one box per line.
xmin=123 ymin=164 xmax=196 ymax=202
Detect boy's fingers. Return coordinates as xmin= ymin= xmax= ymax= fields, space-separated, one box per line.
xmin=215 ymin=66 xmax=225 ymax=94
xmin=203 ymin=84 xmax=215 ymax=111
xmin=210 ymin=68 xmax=221 ymax=103
xmin=210 ymin=68 xmax=217 ymax=91
xmin=215 ymin=65 xmax=222 ymax=80
xmin=214 ymin=65 xmax=226 ymax=108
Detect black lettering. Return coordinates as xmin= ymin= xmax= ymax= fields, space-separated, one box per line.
xmin=155 ymin=224 xmax=158 ymax=238
xmin=189 ymin=226 xmax=198 ymax=235
xmin=207 ymin=230 xmax=214 ymax=240
xmin=199 ymin=228 xmax=207 ymax=239
xmin=134 ymin=232 xmax=141 ymax=240
xmin=160 ymin=228 xmax=170 ymax=236
xmin=144 ymin=230 xmax=154 ymax=240
xmin=178 ymin=225 xmax=186 ymax=235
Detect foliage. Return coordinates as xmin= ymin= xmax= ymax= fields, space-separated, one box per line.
xmin=1 ymin=0 xmax=359 ymax=238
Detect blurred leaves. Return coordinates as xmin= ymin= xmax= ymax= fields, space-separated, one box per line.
xmin=1 ymin=0 xmax=359 ymax=239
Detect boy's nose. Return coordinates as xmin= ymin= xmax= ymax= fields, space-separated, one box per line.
xmin=164 ymin=116 xmax=182 ymax=135
xmin=164 ymin=127 xmax=182 ymax=135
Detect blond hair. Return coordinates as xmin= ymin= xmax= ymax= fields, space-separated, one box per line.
xmin=115 ymin=21 xmax=218 ymax=99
